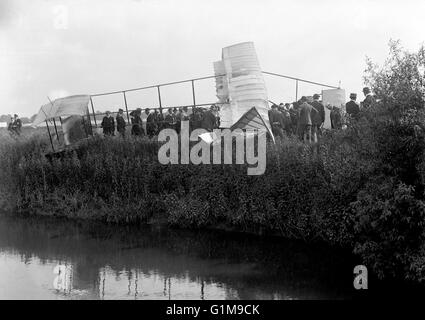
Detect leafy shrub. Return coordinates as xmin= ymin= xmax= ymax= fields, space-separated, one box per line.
xmin=352 ymin=178 xmax=425 ymax=281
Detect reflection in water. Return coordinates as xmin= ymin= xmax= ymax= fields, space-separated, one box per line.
xmin=53 ymin=264 xmax=73 ymax=294
xmin=0 ymin=215 xmax=356 ymax=300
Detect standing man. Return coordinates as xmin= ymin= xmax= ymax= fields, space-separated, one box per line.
xmin=311 ymin=94 xmax=325 ymax=143
xmin=153 ymin=109 xmax=163 ymax=134
xmin=298 ymin=96 xmax=318 ymax=143
xmin=101 ymin=111 xmax=115 ymax=136
xmin=346 ymin=93 xmax=360 ymax=119
xmin=164 ymin=107 xmax=177 ymax=131
xmin=11 ymin=114 xmax=22 ymax=136
xmin=7 ymin=116 xmax=13 ymax=133
xmin=269 ymin=104 xmax=285 ymax=139
xmin=289 ymin=103 xmax=298 ymax=136
xmin=116 ymin=108 xmax=126 ymax=137
xmin=190 ymin=107 xmax=203 ymax=131
xmin=201 ymin=105 xmax=217 ymax=132
xmin=175 ymin=108 xmax=183 ymax=134
xmin=280 ymin=104 xmax=292 ymax=136
xmin=130 ymin=108 xmax=143 ymax=136
xmin=330 ymin=106 xmax=343 ymax=130
xmin=145 ymin=108 xmax=156 ymax=138
xmin=361 ymin=87 xmax=375 ymax=109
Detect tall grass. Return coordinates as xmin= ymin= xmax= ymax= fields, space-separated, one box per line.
xmin=0 ymin=128 xmax=359 ymax=242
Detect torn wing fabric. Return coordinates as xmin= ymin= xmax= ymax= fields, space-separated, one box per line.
xmin=31 ymin=102 xmax=56 ymax=127
xmin=32 ymin=95 xmax=90 ymax=127
xmin=230 ymin=106 xmax=274 ymax=142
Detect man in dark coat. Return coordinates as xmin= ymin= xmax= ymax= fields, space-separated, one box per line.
xmin=269 ymin=104 xmax=285 ymax=139
xmin=145 ymin=108 xmax=157 ymax=137
xmin=130 ymin=108 xmax=143 ymax=136
xmin=154 ymin=110 xmax=164 ymax=133
xmin=310 ymin=93 xmax=325 ymax=142
xmin=101 ymin=111 xmax=115 ymax=136
xmin=11 ymin=114 xmax=22 ymax=136
xmin=164 ymin=107 xmax=177 ymax=131
xmin=298 ymin=96 xmax=318 ymax=143
xmin=116 ymin=108 xmax=126 ymax=137
xmin=201 ymin=105 xmax=217 ymax=132
xmin=361 ymin=87 xmax=376 ymax=109
xmin=288 ymin=103 xmax=298 ymax=135
xmin=330 ymin=106 xmax=343 ymax=129
xmin=346 ymin=93 xmax=360 ymax=119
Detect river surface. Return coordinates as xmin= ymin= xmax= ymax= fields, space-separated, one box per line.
xmin=0 ymin=214 xmax=357 ymax=300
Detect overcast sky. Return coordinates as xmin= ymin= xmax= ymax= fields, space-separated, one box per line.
xmin=1 ymin=0 xmax=425 ymax=117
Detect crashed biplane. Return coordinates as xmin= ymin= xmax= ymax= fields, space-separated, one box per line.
xmin=32 ymin=42 xmax=343 ymax=152
xmin=32 ymin=95 xmax=92 ymax=150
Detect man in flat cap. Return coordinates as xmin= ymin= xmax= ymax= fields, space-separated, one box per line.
xmin=361 ymin=87 xmax=375 ymax=109
xmin=346 ymin=93 xmax=360 ymax=119
xmin=311 ymin=93 xmax=325 ymax=142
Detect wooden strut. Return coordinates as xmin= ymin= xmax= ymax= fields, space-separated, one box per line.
xmin=45 ymin=120 xmax=55 ymax=152
xmin=52 ymin=117 xmax=59 ymax=142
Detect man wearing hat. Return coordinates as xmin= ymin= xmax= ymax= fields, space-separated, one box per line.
xmin=298 ymin=96 xmax=318 ymax=143
xmin=346 ymin=93 xmax=360 ymax=119
xmin=101 ymin=111 xmax=115 ymax=136
xmin=145 ymin=108 xmax=156 ymax=138
xmin=130 ymin=108 xmax=143 ymax=136
xmin=311 ymin=94 xmax=325 ymax=142
xmin=165 ymin=107 xmax=177 ymax=131
xmin=116 ymin=108 xmax=126 ymax=137
xmin=362 ymin=87 xmax=375 ymax=109
xmin=278 ymin=103 xmax=291 ymax=136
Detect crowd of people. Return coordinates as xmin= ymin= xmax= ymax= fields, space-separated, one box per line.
xmin=268 ymin=86 xmax=376 ymax=143
xmin=100 ymin=105 xmax=221 ymax=138
xmin=100 ymin=86 xmax=376 ymax=142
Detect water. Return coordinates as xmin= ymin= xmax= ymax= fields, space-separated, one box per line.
xmin=0 ymin=215 xmax=356 ymax=300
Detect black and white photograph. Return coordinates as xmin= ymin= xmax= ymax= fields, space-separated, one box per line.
xmin=0 ymin=0 xmax=425 ymax=310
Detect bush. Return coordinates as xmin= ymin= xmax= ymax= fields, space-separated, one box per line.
xmin=352 ymin=178 xmax=425 ymax=281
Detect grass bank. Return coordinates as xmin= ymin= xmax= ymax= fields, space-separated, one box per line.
xmin=0 ymin=117 xmax=425 ymax=284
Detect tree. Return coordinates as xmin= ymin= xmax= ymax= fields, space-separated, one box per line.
xmin=349 ymin=40 xmax=425 ymax=282
xmin=363 ymin=39 xmax=425 ymax=120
